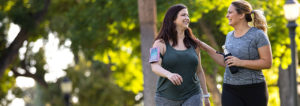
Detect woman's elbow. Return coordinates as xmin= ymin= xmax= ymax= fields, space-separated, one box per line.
xmin=266 ymin=63 xmax=272 ymax=69
xmin=219 ymin=62 xmax=226 ymax=67
xmin=264 ymin=60 xmax=272 ymax=69
xmin=150 ymin=64 xmax=159 ymax=73
xmin=221 ymin=64 xmax=226 ymax=67
xmin=150 ymin=64 xmax=155 ymax=72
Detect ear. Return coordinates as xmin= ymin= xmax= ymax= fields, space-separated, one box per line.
xmin=239 ymin=13 xmax=245 ymax=20
xmin=173 ymin=19 xmax=178 ymax=24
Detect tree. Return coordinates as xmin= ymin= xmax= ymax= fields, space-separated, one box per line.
xmin=0 ymin=0 xmax=52 ymax=104
xmin=0 ymin=0 xmax=143 ymax=105
xmin=0 ymin=0 xmax=298 ymax=106
xmin=138 ymin=0 xmax=157 ymax=105
xmin=0 ymin=0 xmax=50 ymax=79
xmin=64 ymin=54 xmax=137 ymax=106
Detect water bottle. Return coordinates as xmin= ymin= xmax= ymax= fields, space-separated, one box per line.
xmin=223 ymin=45 xmax=239 ymax=74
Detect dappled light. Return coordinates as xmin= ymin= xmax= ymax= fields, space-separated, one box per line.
xmin=0 ymin=0 xmax=299 ymax=106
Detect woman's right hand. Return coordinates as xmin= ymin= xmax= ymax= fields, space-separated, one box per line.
xmin=166 ymin=73 xmax=183 ymax=85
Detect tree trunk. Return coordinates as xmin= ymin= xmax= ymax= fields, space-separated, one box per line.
xmin=12 ymin=67 xmax=49 ymax=88
xmin=205 ymin=73 xmax=221 ymax=106
xmin=0 ymin=0 xmax=50 ymax=78
xmin=198 ymin=19 xmax=220 ymax=50
xmin=0 ymin=29 xmax=29 ymax=77
xmin=138 ymin=0 xmax=157 ymax=106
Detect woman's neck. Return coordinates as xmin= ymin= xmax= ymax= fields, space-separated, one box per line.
xmin=233 ymin=22 xmax=251 ymax=37
xmin=176 ymin=27 xmax=185 ymax=41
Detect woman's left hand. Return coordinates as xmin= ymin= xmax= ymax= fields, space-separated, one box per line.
xmin=204 ymin=97 xmax=210 ymax=106
xmin=225 ymin=56 xmax=242 ymax=67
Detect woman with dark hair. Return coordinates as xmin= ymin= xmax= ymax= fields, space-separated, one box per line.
xmin=198 ymin=0 xmax=272 ymax=106
xmin=149 ymin=4 xmax=210 ymax=106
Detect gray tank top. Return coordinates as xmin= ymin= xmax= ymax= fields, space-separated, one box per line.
xmin=156 ymin=41 xmax=201 ymax=100
xmin=224 ymin=27 xmax=270 ymax=85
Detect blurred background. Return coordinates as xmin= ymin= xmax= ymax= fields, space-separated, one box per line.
xmin=0 ymin=0 xmax=300 ymax=106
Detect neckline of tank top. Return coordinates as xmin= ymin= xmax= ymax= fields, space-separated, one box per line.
xmin=232 ymin=27 xmax=254 ymax=39
xmin=167 ymin=42 xmax=193 ymax=52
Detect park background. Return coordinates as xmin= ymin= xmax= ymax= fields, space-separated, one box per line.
xmin=0 ymin=0 xmax=300 ymax=106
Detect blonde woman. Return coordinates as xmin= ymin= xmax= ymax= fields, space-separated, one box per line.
xmin=198 ymin=1 xmax=272 ymax=106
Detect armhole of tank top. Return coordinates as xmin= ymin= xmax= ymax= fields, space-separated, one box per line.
xmin=194 ymin=45 xmax=200 ymax=58
xmin=160 ymin=41 xmax=168 ymax=59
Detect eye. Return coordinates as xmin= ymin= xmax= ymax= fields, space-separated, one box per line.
xmin=181 ymin=13 xmax=189 ymax=17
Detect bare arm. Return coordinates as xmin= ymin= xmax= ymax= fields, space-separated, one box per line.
xmin=195 ymin=48 xmax=210 ymax=106
xmin=197 ymin=40 xmax=225 ymax=67
xmin=226 ymin=45 xmax=272 ymax=70
xmin=150 ymin=40 xmax=183 ymax=85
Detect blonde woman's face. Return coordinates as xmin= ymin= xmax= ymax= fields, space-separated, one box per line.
xmin=174 ymin=9 xmax=190 ymax=29
xmin=226 ymin=5 xmax=244 ymax=26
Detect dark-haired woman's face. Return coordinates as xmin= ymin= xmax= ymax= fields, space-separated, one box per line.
xmin=174 ymin=9 xmax=190 ymax=30
xmin=226 ymin=5 xmax=244 ymax=26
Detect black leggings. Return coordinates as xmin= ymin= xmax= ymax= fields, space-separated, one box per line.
xmin=222 ymin=82 xmax=268 ymax=106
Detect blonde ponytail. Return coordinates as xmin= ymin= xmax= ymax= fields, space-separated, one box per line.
xmin=252 ymin=10 xmax=268 ymax=33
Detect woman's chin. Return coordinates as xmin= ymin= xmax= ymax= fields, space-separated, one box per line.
xmin=184 ymin=25 xmax=189 ymax=29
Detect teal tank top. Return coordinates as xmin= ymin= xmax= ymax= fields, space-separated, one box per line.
xmin=156 ymin=42 xmax=201 ymax=100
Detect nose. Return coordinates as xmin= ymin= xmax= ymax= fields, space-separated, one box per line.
xmin=185 ymin=16 xmax=190 ymax=22
xmin=226 ymin=13 xmax=229 ymax=19
xmin=186 ymin=16 xmax=190 ymax=21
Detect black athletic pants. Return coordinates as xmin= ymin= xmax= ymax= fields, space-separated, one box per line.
xmin=222 ymin=82 xmax=268 ymax=106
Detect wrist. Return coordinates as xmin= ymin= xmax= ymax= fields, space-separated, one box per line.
xmin=239 ymin=60 xmax=245 ymax=67
xmin=203 ymin=93 xmax=210 ymax=98
xmin=165 ymin=72 xmax=172 ymax=78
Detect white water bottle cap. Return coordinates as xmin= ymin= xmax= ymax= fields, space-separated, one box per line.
xmin=222 ymin=45 xmax=229 ymax=55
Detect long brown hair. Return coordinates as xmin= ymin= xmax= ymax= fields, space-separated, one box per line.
xmin=155 ymin=4 xmax=198 ymax=48
xmin=231 ymin=0 xmax=268 ymax=33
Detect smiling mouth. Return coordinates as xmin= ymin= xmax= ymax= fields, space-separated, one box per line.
xmin=183 ymin=21 xmax=189 ymax=25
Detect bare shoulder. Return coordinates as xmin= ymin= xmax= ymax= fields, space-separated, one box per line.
xmin=153 ymin=39 xmax=165 ymax=48
xmin=153 ymin=39 xmax=166 ymax=54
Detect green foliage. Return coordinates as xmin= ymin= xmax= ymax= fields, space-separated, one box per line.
xmin=50 ymin=0 xmax=144 ymax=94
xmin=39 ymin=83 xmax=65 ymax=106
xmin=7 ymin=1 xmax=33 ymax=29
xmin=0 ymin=70 xmax=15 ymax=100
xmin=0 ymin=0 xmax=299 ymax=105
xmin=0 ymin=0 xmax=143 ymax=104
xmin=31 ymin=47 xmax=47 ymax=79
xmin=11 ymin=87 xmax=23 ymax=98
xmin=65 ymin=54 xmax=137 ymax=106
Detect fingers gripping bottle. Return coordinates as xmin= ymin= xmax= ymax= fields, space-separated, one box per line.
xmin=223 ymin=45 xmax=239 ymax=74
